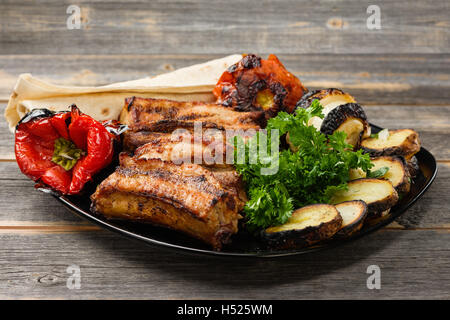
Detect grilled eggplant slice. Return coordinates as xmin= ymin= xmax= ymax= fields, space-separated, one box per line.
xmin=334 ymin=200 xmax=368 ymax=238
xmin=296 ymin=88 xmax=356 ymax=111
xmin=361 ymin=129 xmax=421 ymax=158
xmin=406 ymin=155 xmax=420 ymax=178
xmin=262 ymin=204 xmax=342 ymax=249
xmin=371 ymin=156 xmax=411 ymax=194
xmin=365 ymin=209 xmax=391 ymax=226
xmin=296 ymin=89 xmax=370 ymax=147
xmin=349 ymin=167 xmax=367 ymax=180
xmin=331 ymin=178 xmax=399 ymax=217
xmin=321 ymin=103 xmax=369 ymax=147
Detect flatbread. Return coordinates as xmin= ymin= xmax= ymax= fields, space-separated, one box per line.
xmin=4 ymin=54 xmax=242 ymax=132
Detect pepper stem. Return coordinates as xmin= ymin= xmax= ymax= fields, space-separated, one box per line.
xmin=52 ymin=137 xmax=84 ymax=171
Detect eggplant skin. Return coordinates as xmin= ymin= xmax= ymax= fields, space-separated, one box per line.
xmin=361 ymin=129 xmax=421 ymax=158
xmin=406 ymin=156 xmax=420 ymax=178
xmin=261 ymin=204 xmax=342 ymax=249
xmin=320 ymin=103 xmax=367 ymax=134
xmin=334 ymin=200 xmax=368 ymax=238
xmin=295 ymin=88 xmax=352 ymax=110
xmin=365 ymin=209 xmax=391 ymax=226
xmin=320 ymin=103 xmax=368 ymax=147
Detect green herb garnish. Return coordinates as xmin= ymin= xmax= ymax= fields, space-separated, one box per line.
xmin=367 ymin=166 xmax=389 ymax=178
xmin=234 ymin=100 xmax=374 ymax=230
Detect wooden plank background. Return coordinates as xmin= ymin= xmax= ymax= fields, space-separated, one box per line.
xmin=0 ymin=0 xmax=449 ymax=299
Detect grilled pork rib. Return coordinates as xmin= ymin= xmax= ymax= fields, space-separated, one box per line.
xmin=91 ymin=154 xmax=241 ymax=249
xmin=133 ymin=140 xmax=247 ymax=211
xmin=92 ymin=97 xmax=263 ymax=250
xmin=120 ymin=97 xmax=265 ymax=150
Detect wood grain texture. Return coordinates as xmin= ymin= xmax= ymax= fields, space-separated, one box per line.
xmin=1 ymin=54 xmax=450 ymax=104
xmin=0 ymin=0 xmax=449 ymax=55
xmin=0 ymin=157 xmax=448 ymax=229
xmin=1 ymin=0 xmax=449 ymax=300
xmin=0 ymin=230 xmax=449 ymax=299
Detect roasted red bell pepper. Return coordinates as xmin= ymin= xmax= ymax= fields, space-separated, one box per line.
xmin=15 ymin=105 xmax=120 ymax=195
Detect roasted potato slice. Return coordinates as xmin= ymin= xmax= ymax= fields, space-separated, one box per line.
xmin=331 ymin=178 xmax=399 ymax=217
xmin=371 ymin=156 xmax=411 ymax=194
xmin=263 ymin=204 xmax=342 ymax=249
xmin=361 ymin=129 xmax=420 ymax=158
xmin=334 ymin=200 xmax=368 ymax=238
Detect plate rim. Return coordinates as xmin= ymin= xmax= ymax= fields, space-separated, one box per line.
xmin=54 ymin=124 xmax=438 ymax=258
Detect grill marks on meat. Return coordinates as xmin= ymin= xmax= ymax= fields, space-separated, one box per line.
xmin=91 ymin=154 xmax=240 ymax=249
xmin=120 ymin=97 xmax=265 ymax=150
xmin=133 ymin=141 xmax=247 ymax=211
xmin=132 ymin=130 xmax=232 ymax=167
xmin=91 ymin=97 xmax=261 ymax=250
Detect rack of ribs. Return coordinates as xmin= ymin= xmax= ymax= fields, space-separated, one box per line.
xmin=91 ymin=153 xmax=242 ymax=250
xmin=91 ymin=97 xmax=262 ymax=250
xmin=120 ymin=97 xmax=265 ymax=151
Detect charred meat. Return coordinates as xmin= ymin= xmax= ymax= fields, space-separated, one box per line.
xmin=91 ymin=154 xmax=242 ymax=250
xmin=121 ymin=97 xmax=265 ymax=151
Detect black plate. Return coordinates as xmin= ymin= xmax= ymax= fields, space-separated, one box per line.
xmin=54 ymin=124 xmax=437 ymax=257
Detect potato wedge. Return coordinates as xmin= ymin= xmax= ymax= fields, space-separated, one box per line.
xmin=361 ymin=129 xmax=420 ymax=158
xmin=263 ymin=204 xmax=342 ymax=249
xmin=334 ymin=200 xmax=368 ymax=238
xmin=371 ymin=156 xmax=411 ymax=194
xmin=331 ymin=178 xmax=399 ymax=217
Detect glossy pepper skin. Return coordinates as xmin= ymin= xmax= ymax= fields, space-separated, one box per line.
xmin=15 ymin=105 xmax=117 ymax=195
xmin=213 ymin=54 xmax=307 ymax=117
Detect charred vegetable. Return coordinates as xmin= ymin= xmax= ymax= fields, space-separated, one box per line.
xmin=263 ymin=204 xmax=342 ymax=249
xmin=371 ymin=156 xmax=411 ymax=194
xmin=365 ymin=209 xmax=391 ymax=226
xmin=235 ymin=101 xmax=374 ymax=231
xmin=334 ymin=200 xmax=368 ymax=238
xmin=331 ymin=178 xmax=399 ymax=217
xmin=361 ymin=129 xmax=420 ymax=158
xmin=321 ymin=103 xmax=369 ymax=148
xmin=15 ymin=106 xmax=119 ymax=195
xmin=296 ymin=89 xmax=370 ymax=147
xmin=213 ymin=54 xmax=307 ymax=118
xmin=406 ymin=155 xmax=420 ymax=178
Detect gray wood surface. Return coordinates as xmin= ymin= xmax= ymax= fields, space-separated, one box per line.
xmin=1 ymin=0 xmax=449 ymax=55
xmin=0 ymin=0 xmax=449 ymax=300
xmin=1 ymin=54 xmax=450 ymax=104
xmin=0 ymin=230 xmax=449 ymax=299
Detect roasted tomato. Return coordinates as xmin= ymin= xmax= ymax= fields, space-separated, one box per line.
xmin=213 ymin=54 xmax=307 ymax=117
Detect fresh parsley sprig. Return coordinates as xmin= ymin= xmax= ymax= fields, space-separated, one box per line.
xmin=234 ymin=100 xmax=376 ymax=231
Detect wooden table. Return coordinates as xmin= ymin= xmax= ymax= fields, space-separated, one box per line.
xmin=0 ymin=0 xmax=449 ymax=299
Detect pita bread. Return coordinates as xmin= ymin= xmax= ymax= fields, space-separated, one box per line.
xmin=5 ymin=54 xmax=242 ymax=132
